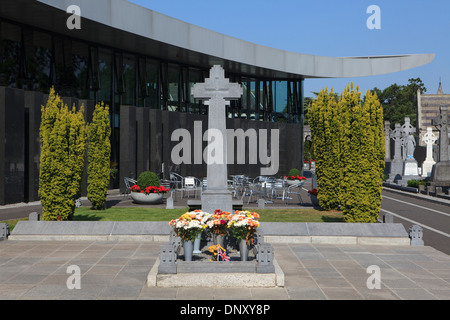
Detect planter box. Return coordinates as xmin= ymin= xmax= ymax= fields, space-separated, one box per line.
xmin=286 ymin=179 xmax=301 ymax=186
xmin=131 ymin=192 xmax=163 ymax=204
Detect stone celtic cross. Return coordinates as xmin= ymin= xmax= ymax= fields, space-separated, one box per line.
xmin=421 ymin=127 xmax=438 ymax=177
xmin=422 ymin=127 xmax=438 ymax=161
xmin=390 ymin=123 xmax=403 ymax=161
xmin=432 ymin=105 xmax=449 ymax=162
xmin=384 ymin=121 xmax=392 ymax=160
xmin=191 ymin=65 xmax=243 ymax=214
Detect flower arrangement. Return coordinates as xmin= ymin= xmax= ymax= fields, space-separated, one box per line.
xmin=130 ymin=184 xmax=170 ymax=194
xmin=207 ymin=209 xmax=232 ymax=236
xmin=169 ymin=210 xmax=212 ymax=242
xmin=227 ymin=210 xmax=260 ymax=245
xmin=308 ymin=188 xmax=318 ymax=196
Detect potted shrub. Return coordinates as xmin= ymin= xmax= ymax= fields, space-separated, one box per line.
xmin=284 ymin=168 xmax=307 ymax=185
xmin=130 ymin=171 xmax=169 ymax=204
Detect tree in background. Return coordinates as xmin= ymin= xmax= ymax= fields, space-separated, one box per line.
xmin=370 ymin=78 xmax=426 ymax=128
xmin=87 ymin=102 xmax=111 ymax=210
xmin=39 ymin=88 xmax=87 ymax=221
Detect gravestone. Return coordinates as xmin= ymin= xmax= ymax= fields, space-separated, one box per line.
xmin=421 ymin=127 xmax=437 ymax=177
xmin=384 ymin=121 xmax=392 ymax=174
xmin=192 ymin=65 xmax=243 ymax=214
xmin=388 ymin=123 xmax=404 ymax=182
xmin=430 ymin=105 xmax=450 ymax=187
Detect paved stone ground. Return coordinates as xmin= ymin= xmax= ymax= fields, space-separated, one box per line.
xmin=0 ymin=240 xmax=449 ymax=300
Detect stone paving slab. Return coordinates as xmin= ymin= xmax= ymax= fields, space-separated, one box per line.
xmin=0 ymin=240 xmax=449 ymax=300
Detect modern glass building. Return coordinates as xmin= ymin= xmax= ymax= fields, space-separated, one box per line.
xmin=0 ymin=0 xmax=434 ymax=204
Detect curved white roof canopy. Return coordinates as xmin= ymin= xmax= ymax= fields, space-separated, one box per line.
xmin=5 ymin=0 xmax=434 ymax=79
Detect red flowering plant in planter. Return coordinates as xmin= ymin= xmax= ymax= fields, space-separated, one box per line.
xmin=284 ymin=175 xmax=307 ymax=181
xmin=284 ymin=168 xmax=306 ymax=181
xmin=308 ymin=188 xmax=318 ymax=196
xmin=130 ymin=171 xmax=170 ymax=194
xmin=130 ymin=184 xmax=170 ymax=194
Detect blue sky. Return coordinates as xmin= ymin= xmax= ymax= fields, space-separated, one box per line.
xmin=128 ymin=0 xmax=449 ymax=98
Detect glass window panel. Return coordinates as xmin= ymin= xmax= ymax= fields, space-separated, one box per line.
xmin=122 ymin=54 xmax=136 ymax=105
xmin=145 ymin=58 xmax=158 ymax=109
xmin=30 ymin=30 xmax=52 ymax=92
xmin=98 ymin=48 xmax=112 ymax=104
xmin=72 ymin=40 xmax=89 ymax=99
xmin=167 ymin=63 xmax=179 ymax=112
xmin=188 ymin=67 xmax=202 ymax=113
xmin=0 ymin=22 xmax=21 ymax=88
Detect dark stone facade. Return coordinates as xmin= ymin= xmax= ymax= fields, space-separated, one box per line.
xmin=0 ymin=87 xmax=303 ymax=205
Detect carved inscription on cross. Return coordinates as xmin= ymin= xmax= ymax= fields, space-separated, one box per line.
xmin=432 ymin=105 xmax=449 ymax=162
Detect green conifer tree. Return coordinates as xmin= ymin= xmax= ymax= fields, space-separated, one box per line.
xmin=87 ymin=102 xmax=111 ymax=210
xmin=39 ymin=88 xmax=87 ymax=220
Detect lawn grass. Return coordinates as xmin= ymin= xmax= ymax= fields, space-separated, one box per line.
xmin=1 ymin=207 xmax=345 ymax=231
xmin=72 ymin=206 xmax=344 ymax=223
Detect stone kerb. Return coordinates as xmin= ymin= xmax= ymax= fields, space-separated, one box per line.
xmin=9 ymin=221 xmax=411 ymax=245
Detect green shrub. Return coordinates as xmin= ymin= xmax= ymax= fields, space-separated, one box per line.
xmin=137 ymin=171 xmax=160 ymax=189
xmin=288 ymin=168 xmax=302 ymax=178
xmin=407 ymin=180 xmax=427 ymax=188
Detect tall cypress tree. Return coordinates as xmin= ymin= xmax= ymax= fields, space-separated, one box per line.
xmin=309 ymin=83 xmax=385 ymax=223
xmin=39 ymin=88 xmax=87 ymax=221
xmin=309 ymin=88 xmax=341 ymax=210
xmin=87 ymin=102 xmax=111 ymax=210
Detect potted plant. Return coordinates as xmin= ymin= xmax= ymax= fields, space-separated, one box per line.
xmin=169 ymin=210 xmax=212 ymax=261
xmin=284 ymin=168 xmax=307 ymax=185
xmin=308 ymin=188 xmax=319 ymax=207
xmin=130 ymin=171 xmax=169 ymax=204
xmin=227 ymin=210 xmax=260 ymax=261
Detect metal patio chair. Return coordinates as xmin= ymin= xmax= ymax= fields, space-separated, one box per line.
xmin=123 ymin=177 xmax=137 ymax=199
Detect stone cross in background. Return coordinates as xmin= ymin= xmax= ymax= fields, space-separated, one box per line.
xmin=191 ymin=65 xmax=243 ymax=214
xmin=421 ymin=127 xmax=437 ymax=177
xmin=383 ymin=121 xmax=392 ymax=161
xmin=391 ymin=123 xmax=403 ymax=161
xmin=430 ymin=105 xmax=450 ymax=186
xmin=432 ymin=105 xmax=449 ymax=162
xmin=388 ymin=123 xmax=404 ymax=181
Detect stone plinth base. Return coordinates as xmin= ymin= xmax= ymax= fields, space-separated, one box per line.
xmin=430 ymin=161 xmax=450 ymax=186
xmin=147 ymin=258 xmax=284 ymax=288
